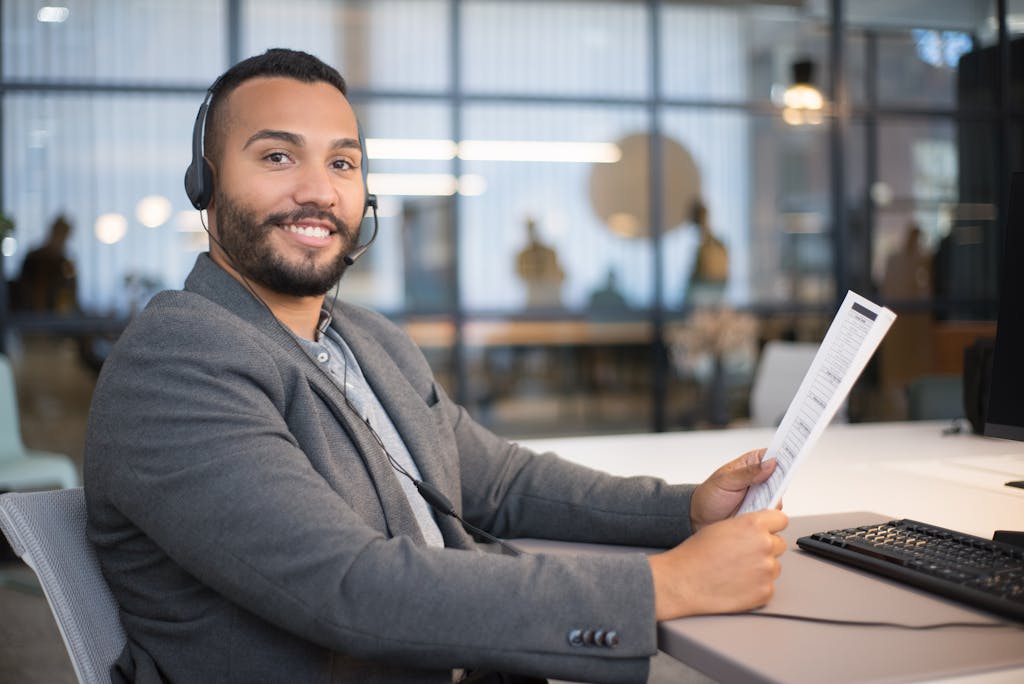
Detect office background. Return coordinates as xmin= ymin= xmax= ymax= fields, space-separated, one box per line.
xmin=0 ymin=0 xmax=1021 ymax=465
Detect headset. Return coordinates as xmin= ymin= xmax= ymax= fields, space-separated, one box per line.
xmin=183 ymin=85 xmax=379 ymax=265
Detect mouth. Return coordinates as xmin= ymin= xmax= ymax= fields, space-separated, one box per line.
xmin=276 ymin=221 xmax=337 ymax=247
xmin=280 ymin=222 xmax=334 ymax=238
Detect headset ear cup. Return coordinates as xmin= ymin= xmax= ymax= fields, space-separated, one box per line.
xmin=198 ymin=158 xmax=214 ymax=210
xmin=185 ymin=95 xmax=214 ymax=210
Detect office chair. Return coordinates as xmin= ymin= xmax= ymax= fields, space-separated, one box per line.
xmin=749 ymin=340 xmax=848 ymax=427
xmin=0 ymin=354 xmax=79 ymax=491
xmin=906 ymin=374 xmax=963 ymax=421
xmin=0 ymin=487 xmax=127 ymax=684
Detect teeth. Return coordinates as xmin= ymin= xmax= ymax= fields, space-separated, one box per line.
xmin=283 ymin=224 xmax=330 ymax=238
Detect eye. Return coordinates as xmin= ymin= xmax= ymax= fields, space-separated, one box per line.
xmin=263 ymin=151 xmax=291 ymax=165
xmin=331 ymin=158 xmax=355 ymax=171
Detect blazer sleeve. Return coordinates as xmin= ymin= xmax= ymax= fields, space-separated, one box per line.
xmin=86 ymin=299 xmax=659 ymax=684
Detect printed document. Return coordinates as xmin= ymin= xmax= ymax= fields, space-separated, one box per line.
xmin=737 ymin=291 xmax=896 ymax=515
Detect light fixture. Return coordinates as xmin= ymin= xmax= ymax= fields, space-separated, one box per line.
xmin=37 ymin=6 xmax=69 ymax=22
xmin=457 ymin=140 xmax=621 ymax=163
xmin=364 ymin=138 xmax=621 ymax=164
xmin=781 ymin=59 xmax=825 ymax=126
xmin=95 ymin=213 xmax=127 ymax=245
xmin=367 ymin=173 xmax=487 ymax=197
xmin=135 ymin=194 xmax=172 ymax=228
xmin=365 ymin=138 xmax=456 ymax=161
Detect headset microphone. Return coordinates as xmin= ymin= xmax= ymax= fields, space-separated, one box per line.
xmin=343 ymin=194 xmax=378 ymax=266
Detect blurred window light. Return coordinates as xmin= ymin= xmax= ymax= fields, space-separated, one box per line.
xmin=1 ymin=237 xmax=16 ymax=257
xmin=37 ymin=6 xmax=70 ymax=22
xmin=911 ymin=29 xmax=973 ymax=69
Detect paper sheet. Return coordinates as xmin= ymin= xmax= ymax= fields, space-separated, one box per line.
xmin=737 ymin=291 xmax=896 ymax=515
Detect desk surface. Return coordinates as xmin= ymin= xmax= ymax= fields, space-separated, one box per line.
xmin=519 ymin=421 xmax=1024 ymax=683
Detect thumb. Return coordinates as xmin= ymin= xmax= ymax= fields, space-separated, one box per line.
xmin=716 ymin=449 xmax=774 ymax=490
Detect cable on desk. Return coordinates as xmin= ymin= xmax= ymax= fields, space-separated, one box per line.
xmin=740 ymin=611 xmax=1022 ymax=631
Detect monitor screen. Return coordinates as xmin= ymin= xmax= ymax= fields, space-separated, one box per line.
xmin=984 ymin=171 xmax=1024 ymax=441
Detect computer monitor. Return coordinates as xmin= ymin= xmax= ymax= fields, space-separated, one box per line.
xmin=984 ymin=171 xmax=1024 ymax=441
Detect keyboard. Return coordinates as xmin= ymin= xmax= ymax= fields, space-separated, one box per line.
xmin=797 ymin=519 xmax=1024 ymax=623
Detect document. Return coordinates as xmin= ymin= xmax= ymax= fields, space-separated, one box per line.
xmin=737 ymin=291 xmax=896 ymax=515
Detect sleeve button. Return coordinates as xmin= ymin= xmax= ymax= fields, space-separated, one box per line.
xmin=583 ymin=629 xmax=596 ymax=645
xmin=567 ymin=629 xmax=584 ymax=646
xmin=594 ymin=629 xmax=606 ymax=646
xmin=603 ymin=630 xmax=620 ymax=648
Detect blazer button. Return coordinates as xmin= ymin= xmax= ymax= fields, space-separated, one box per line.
xmin=594 ymin=629 xmax=606 ymax=646
xmin=567 ymin=629 xmax=584 ymax=646
xmin=603 ymin=630 xmax=620 ymax=648
xmin=583 ymin=629 xmax=596 ymax=645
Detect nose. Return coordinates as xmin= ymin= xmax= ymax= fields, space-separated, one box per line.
xmin=292 ymin=163 xmax=338 ymax=209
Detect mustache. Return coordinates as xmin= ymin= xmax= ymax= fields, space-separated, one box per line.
xmin=262 ymin=208 xmax=347 ymax=234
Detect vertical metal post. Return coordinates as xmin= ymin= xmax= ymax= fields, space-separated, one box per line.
xmin=829 ymin=0 xmax=848 ymax=308
xmin=649 ymin=0 xmax=667 ymax=432
xmin=0 ymin=0 xmax=8 ymax=355
xmin=450 ymin=0 xmax=467 ymax=405
xmin=996 ymin=0 xmax=1010 ymax=318
xmin=864 ymin=31 xmax=878 ymax=299
xmin=227 ymin=0 xmax=242 ymax=66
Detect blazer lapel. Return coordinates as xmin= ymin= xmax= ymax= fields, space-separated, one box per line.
xmin=305 ymin=370 xmax=428 ymax=545
xmin=333 ymin=317 xmax=472 ymax=549
xmin=184 ymin=254 xmax=426 ymax=544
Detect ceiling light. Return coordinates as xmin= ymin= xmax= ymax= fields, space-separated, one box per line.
xmin=367 ymin=173 xmax=487 ymax=197
xmin=37 ymin=6 xmax=69 ymax=22
xmin=364 ymin=138 xmax=621 ymax=164
xmin=458 ymin=140 xmax=621 ymax=163
xmin=781 ymin=59 xmax=826 ymax=127
xmin=95 ymin=213 xmax=127 ymax=245
xmin=365 ymin=138 xmax=456 ymax=160
xmin=135 ymin=195 xmax=172 ymax=228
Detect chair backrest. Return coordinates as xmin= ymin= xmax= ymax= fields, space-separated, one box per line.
xmin=0 ymin=353 xmax=27 ymax=459
xmin=0 ymin=488 xmax=127 ymax=684
xmin=906 ymin=374 xmax=964 ymax=420
xmin=749 ymin=340 xmax=848 ymax=427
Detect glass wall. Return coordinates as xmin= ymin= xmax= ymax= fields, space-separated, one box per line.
xmin=0 ymin=1 xmax=1017 ymax=462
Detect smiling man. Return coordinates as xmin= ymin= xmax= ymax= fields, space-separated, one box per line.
xmin=84 ymin=49 xmax=787 ymax=684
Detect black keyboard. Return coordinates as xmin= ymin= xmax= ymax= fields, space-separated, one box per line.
xmin=797 ymin=519 xmax=1024 ymax=623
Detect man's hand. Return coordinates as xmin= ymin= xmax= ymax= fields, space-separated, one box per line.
xmin=690 ymin=448 xmax=777 ymax=532
xmin=648 ymin=509 xmax=789 ymax=620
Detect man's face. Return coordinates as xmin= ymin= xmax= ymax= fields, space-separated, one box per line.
xmin=208 ymin=77 xmax=366 ymax=297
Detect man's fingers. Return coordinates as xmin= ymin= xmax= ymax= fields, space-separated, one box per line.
xmin=772 ymin=533 xmax=788 ymax=556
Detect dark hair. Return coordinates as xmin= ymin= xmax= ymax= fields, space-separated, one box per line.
xmin=204 ymin=48 xmax=348 ymax=166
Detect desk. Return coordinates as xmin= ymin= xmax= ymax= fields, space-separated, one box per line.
xmin=520 ymin=421 xmax=1024 ymax=683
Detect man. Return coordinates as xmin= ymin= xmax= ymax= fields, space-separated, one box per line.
xmin=85 ymin=49 xmax=787 ymax=684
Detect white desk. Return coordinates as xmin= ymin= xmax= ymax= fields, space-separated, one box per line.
xmin=520 ymin=421 xmax=1024 ymax=684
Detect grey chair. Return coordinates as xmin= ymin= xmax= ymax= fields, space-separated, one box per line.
xmin=0 ymin=353 xmax=79 ymax=491
xmin=0 ymin=487 xmax=127 ymax=684
xmin=749 ymin=340 xmax=849 ymax=427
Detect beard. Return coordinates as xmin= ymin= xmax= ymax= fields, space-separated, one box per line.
xmin=212 ymin=190 xmax=357 ymax=297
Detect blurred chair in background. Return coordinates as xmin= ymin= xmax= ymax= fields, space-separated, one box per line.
xmin=749 ymin=340 xmax=848 ymax=427
xmin=0 ymin=354 xmax=79 ymax=492
xmin=906 ymin=374 xmax=963 ymax=421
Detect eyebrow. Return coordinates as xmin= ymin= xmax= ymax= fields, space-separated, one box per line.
xmin=242 ymin=129 xmax=363 ymax=154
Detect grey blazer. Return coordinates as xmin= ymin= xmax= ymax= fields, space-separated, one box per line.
xmin=84 ymin=254 xmax=696 ymax=683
